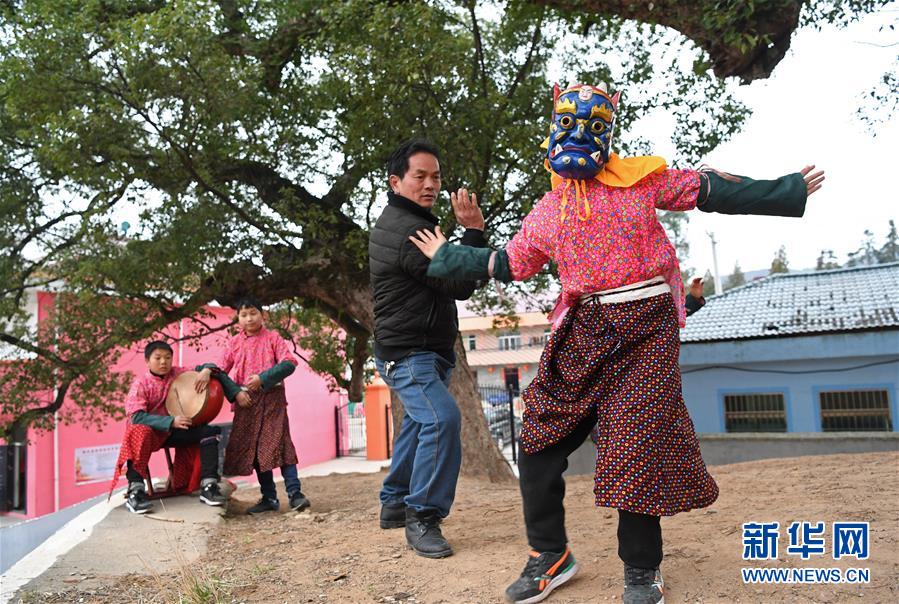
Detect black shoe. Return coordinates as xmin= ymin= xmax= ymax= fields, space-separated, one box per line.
xmin=199 ymin=482 xmax=228 ymax=506
xmin=380 ymin=502 xmax=406 ymax=529
xmin=504 ymin=548 xmax=578 ymax=604
xmin=623 ymin=564 xmax=664 ymax=604
xmin=289 ymin=491 xmax=311 ymax=512
xmin=126 ymin=487 xmax=153 ymax=515
xmin=247 ymin=497 xmax=279 ymax=514
xmin=404 ymin=508 xmax=452 ymax=559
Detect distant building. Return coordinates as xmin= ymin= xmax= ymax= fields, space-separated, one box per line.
xmin=458 ymin=311 xmax=550 ymax=392
xmin=680 ymin=262 xmax=899 ymax=434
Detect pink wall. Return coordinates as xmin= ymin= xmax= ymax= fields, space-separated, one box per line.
xmin=6 ymin=295 xmax=340 ymax=519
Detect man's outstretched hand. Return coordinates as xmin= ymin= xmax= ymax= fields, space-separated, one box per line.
xmin=451 ymin=188 xmax=485 ymax=230
xmin=801 ymin=165 xmax=825 ymax=197
xmin=410 ymin=226 xmax=448 ymax=259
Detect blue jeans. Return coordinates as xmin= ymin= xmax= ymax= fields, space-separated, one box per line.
xmin=376 ymin=351 xmax=461 ymax=518
xmin=256 ymin=463 xmax=301 ymax=501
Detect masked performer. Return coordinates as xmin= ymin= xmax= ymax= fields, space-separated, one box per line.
xmin=408 ymin=83 xmax=824 ymax=604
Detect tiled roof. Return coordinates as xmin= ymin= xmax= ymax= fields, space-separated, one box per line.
xmin=680 ymin=262 xmax=899 ymax=343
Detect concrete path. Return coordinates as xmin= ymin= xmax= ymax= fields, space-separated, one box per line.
xmin=2 ymin=457 xmax=390 ymax=604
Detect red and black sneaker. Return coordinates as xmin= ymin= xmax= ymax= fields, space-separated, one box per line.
xmin=504 ymin=547 xmax=578 ymax=603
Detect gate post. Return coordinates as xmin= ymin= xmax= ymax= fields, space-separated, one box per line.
xmin=334 ymin=405 xmax=341 ymax=458
xmin=385 ymin=405 xmax=392 ymax=459
xmin=508 ymin=386 xmax=517 ymax=463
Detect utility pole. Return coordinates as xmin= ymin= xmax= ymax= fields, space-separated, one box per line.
xmin=707 ymin=231 xmax=722 ymax=295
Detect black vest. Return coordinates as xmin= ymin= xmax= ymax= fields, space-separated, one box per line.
xmin=369 ymin=192 xmax=485 ymax=361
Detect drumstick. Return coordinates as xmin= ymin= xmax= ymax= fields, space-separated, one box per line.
xmin=172 ymin=387 xmax=188 ymax=417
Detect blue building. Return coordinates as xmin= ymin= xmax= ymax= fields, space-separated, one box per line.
xmin=680 ymin=262 xmax=899 ymax=434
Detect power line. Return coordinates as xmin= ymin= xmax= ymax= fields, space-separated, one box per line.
xmin=681 ymin=357 xmax=899 ymax=375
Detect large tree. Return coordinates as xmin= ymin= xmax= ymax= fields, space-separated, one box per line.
xmin=1 ymin=0 xmax=884 ymax=480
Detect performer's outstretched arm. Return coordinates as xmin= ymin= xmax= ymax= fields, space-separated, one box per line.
xmin=698 ymin=165 xmax=824 ymax=217
xmin=651 ymin=165 xmax=824 ymax=216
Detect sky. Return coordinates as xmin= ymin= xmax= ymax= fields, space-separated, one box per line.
xmin=646 ymin=9 xmax=898 ymax=278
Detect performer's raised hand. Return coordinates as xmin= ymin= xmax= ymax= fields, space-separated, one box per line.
xmin=800 ymin=165 xmax=825 ymax=196
xmin=689 ymin=277 xmax=704 ymax=299
xmin=246 ymin=374 xmax=262 ymax=392
xmin=172 ymin=415 xmax=192 ymax=430
xmin=409 ymin=226 xmax=448 ymax=259
xmin=194 ymin=367 xmax=211 ymax=393
xmin=451 ymin=188 xmax=485 ymax=230
xmin=236 ymin=391 xmax=252 ymax=407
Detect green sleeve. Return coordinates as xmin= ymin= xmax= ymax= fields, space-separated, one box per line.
xmin=426 ymin=244 xmax=514 ymax=283
xmin=260 ymin=361 xmax=296 ymax=391
xmin=131 ymin=411 xmax=173 ymax=431
xmin=195 ymin=363 xmax=242 ymax=402
xmin=699 ymin=172 xmax=807 ymax=217
xmin=491 ymin=249 xmax=513 ymax=283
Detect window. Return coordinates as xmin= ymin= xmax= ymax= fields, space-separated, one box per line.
xmin=467 ymin=334 xmax=477 ymax=351
xmin=504 ymin=367 xmax=520 ymax=393
xmin=723 ymin=393 xmax=787 ymax=432
xmin=498 ymin=333 xmax=521 ymax=351
xmin=819 ymin=390 xmax=892 ymax=431
xmin=529 ymin=329 xmax=552 ymax=347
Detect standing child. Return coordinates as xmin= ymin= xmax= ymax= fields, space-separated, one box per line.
xmin=408 ymin=83 xmax=824 ymax=604
xmin=218 ymin=297 xmax=311 ymax=514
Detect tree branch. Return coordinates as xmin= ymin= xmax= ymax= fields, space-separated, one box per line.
xmin=534 ymin=0 xmax=803 ymax=82
xmin=7 ymin=380 xmax=71 ymax=441
xmin=468 ymin=0 xmax=490 ymax=98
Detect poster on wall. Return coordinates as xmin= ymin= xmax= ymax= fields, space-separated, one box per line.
xmin=74 ymin=444 xmax=120 ymax=485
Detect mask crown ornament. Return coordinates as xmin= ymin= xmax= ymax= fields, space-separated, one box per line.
xmin=590 ymin=104 xmax=613 ymax=122
xmin=546 ymin=83 xmax=621 ymax=180
xmin=555 ymin=97 xmax=577 ymax=114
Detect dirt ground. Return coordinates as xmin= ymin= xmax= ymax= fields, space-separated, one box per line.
xmin=14 ymin=451 xmax=899 ymax=604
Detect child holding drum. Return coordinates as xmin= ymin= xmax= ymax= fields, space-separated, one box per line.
xmin=110 ymin=340 xmax=239 ymax=514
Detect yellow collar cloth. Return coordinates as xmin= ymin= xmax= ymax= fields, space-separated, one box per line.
xmin=544 ymin=153 xmax=667 ymax=190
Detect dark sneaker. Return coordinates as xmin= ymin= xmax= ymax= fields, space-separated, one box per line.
xmin=405 ymin=508 xmax=452 ymax=559
xmin=380 ymin=502 xmax=406 ymax=529
xmin=289 ymin=491 xmax=311 ymax=512
xmin=623 ymin=564 xmax=664 ymax=604
xmin=247 ymin=497 xmax=279 ymax=514
xmin=126 ymin=487 xmax=153 ymax=514
xmin=505 ymin=548 xmax=578 ymax=604
xmin=199 ymin=482 xmax=228 ymax=506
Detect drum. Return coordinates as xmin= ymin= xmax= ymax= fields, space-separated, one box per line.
xmin=165 ymin=371 xmax=225 ymax=426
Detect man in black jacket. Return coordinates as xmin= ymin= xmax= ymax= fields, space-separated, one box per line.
xmin=369 ymin=138 xmax=486 ymax=558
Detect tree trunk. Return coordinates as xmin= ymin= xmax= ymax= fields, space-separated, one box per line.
xmin=389 ymin=337 xmax=515 ymax=483
xmin=450 ymin=337 xmax=516 ymax=482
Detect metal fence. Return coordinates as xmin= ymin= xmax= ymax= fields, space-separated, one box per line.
xmin=479 ymin=385 xmax=521 ymax=463
xmin=335 ymin=398 xmax=368 ymax=457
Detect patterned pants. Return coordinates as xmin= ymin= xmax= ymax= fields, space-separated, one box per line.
xmin=108 ymin=424 xmax=200 ymax=498
xmin=519 ymin=292 xmax=718 ymax=517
